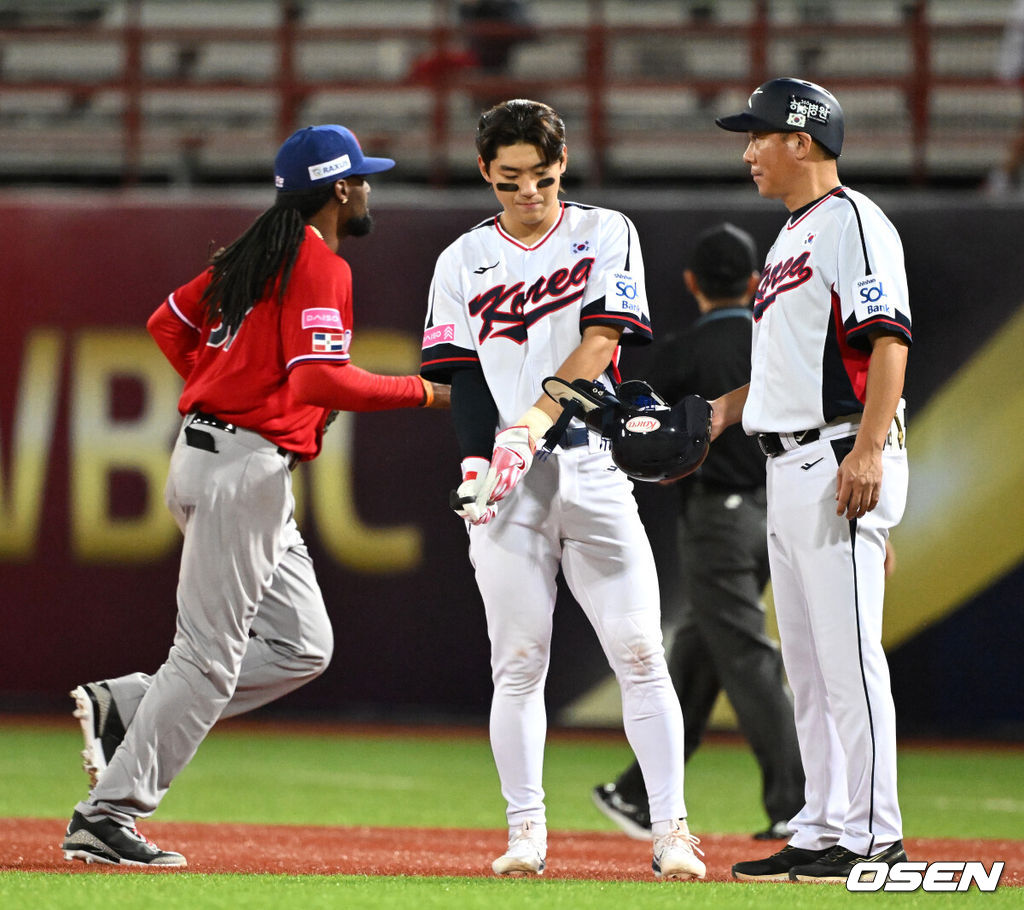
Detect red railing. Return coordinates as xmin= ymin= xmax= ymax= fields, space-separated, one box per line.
xmin=0 ymin=0 xmax=1014 ymax=186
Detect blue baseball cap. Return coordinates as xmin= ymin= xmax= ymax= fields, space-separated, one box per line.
xmin=273 ymin=125 xmax=395 ymax=191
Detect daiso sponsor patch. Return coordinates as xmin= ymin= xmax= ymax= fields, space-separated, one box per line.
xmin=302 ymin=308 xmax=343 ymax=330
xmin=423 ymin=323 xmax=456 ymax=347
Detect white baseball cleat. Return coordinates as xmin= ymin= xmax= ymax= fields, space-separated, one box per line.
xmin=71 ymin=683 xmax=123 ymax=789
xmin=492 ymin=819 xmax=547 ymax=876
xmin=652 ymin=821 xmax=706 ymax=881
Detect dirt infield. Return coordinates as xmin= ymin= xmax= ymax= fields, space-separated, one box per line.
xmin=2 ymin=818 xmax=1021 ymax=884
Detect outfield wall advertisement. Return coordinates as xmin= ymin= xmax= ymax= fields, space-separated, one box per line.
xmin=1 ymin=192 xmax=1021 ymax=736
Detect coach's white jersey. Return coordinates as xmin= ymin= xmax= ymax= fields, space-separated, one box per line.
xmin=421 ymin=201 xmax=651 ymax=427
xmin=743 ymin=187 xmax=913 ymax=434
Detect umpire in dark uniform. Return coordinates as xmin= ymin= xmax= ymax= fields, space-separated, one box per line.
xmin=594 ymin=223 xmax=805 ymax=841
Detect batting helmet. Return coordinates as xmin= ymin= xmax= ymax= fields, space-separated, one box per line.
xmin=541 ymin=377 xmax=712 ymax=483
xmin=715 ymin=77 xmax=844 ymax=157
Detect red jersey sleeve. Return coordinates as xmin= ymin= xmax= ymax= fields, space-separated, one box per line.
xmin=279 ymin=241 xmax=355 ymax=371
xmin=147 ymin=275 xmax=208 ymax=379
xmin=290 ymin=361 xmax=426 ymax=412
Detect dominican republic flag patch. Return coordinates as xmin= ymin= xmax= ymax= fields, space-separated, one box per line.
xmin=312 ymin=331 xmax=347 ymax=353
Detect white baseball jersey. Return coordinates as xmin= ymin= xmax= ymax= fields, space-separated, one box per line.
xmin=420 ymin=200 xmax=690 ymax=834
xmin=420 ymin=201 xmax=651 ymax=427
xmin=749 ymin=186 xmax=913 ymax=857
xmin=743 ymin=187 xmax=913 ymax=434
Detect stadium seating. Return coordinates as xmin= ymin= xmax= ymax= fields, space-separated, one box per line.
xmin=0 ymin=0 xmax=1018 ymax=185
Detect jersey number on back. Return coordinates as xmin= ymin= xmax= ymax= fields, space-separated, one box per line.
xmin=206 ymin=306 xmax=253 ymax=352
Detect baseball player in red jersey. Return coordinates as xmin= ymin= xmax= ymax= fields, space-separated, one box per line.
xmin=61 ymin=125 xmax=449 ymax=867
xmin=420 ymin=99 xmax=705 ymax=881
xmin=711 ymin=79 xmax=912 ymax=883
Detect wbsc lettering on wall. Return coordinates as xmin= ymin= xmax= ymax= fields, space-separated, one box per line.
xmin=0 ymin=327 xmax=422 ymax=572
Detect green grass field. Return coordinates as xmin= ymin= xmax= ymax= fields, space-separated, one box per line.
xmin=2 ymin=872 xmax=1020 ymax=909
xmin=1 ymin=718 xmax=1022 ymax=908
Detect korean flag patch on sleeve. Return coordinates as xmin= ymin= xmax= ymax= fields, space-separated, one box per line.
xmin=852 ymin=274 xmax=895 ymax=323
xmin=605 ymin=270 xmax=644 ymax=317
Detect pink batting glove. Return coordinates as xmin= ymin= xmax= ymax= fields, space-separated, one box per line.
xmin=478 ymin=426 xmax=535 ymax=506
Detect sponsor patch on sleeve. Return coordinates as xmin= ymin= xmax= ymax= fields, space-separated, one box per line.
xmin=302 ymin=308 xmax=344 ymax=331
xmin=312 ymin=331 xmax=350 ymax=354
xmin=852 ymin=275 xmax=896 ymax=322
xmin=604 ymin=270 xmax=644 ymax=316
xmin=422 ymin=323 xmax=456 ymax=348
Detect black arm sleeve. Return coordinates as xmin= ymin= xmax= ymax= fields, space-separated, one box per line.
xmin=451 ymin=366 xmax=499 ymax=460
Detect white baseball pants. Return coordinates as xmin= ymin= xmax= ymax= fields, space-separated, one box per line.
xmin=766 ymin=434 xmax=908 ymax=856
xmin=469 ymin=446 xmax=687 ymax=829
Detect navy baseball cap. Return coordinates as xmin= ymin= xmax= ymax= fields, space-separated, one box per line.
xmin=274 ymin=125 xmax=395 ymax=191
xmin=716 ymin=77 xmax=844 ymax=157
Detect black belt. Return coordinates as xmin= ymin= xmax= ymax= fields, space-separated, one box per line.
xmin=189 ymin=411 xmax=236 ymax=433
xmin=559 ymin=426 xmax=589 ymax=449
xmin=187 ymin=411 xmax=299 ymax=469
xmin=757 ymin=428 xmax=820 ymax=458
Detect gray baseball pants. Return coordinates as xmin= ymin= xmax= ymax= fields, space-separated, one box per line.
xmin=76 ymin=418 xmax=333 ymax=827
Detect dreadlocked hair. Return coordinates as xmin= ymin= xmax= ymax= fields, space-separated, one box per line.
xmin=200 ymin=183 xmax=336 ymax=331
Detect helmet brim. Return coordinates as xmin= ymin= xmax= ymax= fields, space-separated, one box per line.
xmin=715 ymin=112 xmax=801 ymax=135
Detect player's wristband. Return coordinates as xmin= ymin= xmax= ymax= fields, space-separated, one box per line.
xmin=419 ymin=375 xmax=434 ymax=408
xmin=518 ymin=406 xmax=554 ymax=446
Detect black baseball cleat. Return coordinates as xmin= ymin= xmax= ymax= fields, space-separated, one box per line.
xmin=789 ymin=840 xmax=908 ymax=883
xmin=71 ymin=682 xmax=126 ymax=788
xmin=753 ymin=820 xmax=794 ymax=840
xmin=732 ymin=844 xmax=833 ymax=881
xmin=61 ymin=811 xmax=187 ymax=866
xmin=591 ymin=783 xmax=652 ymax=841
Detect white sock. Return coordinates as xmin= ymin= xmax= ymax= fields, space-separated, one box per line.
xmin=651 ymin=818 xmax=687 ymax=838
xmin=512 ymin=820 xmax=546 ymax=839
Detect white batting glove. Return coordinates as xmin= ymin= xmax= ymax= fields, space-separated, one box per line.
xmin=477 ymin=407 xmax=554 ymax=507
xmin=451 ymin=457 xmax=497 ymax=525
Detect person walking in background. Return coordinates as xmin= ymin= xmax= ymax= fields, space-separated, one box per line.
xmin=713 ymin=78 xmax=912 ymax=883
xmin=407 ymin=1 xmax=535 ymax=108
xmin=61 ymin=124 xmax=449 ymax=867
xmin=593 ymin=222 xmax=805 ymax=844
xmin=420 ymin=98 xmax=706 ymax=881
xmin=457 ymin=0 xmax=536 ymax=75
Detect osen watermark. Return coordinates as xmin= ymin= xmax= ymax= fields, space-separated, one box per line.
xmin=847 ymin=861 xmax=1004 ymax=892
